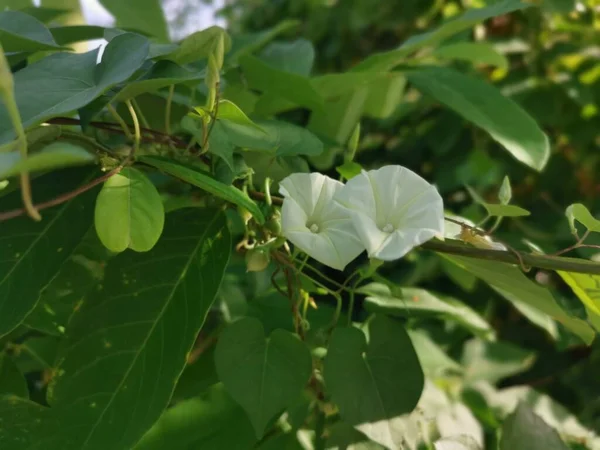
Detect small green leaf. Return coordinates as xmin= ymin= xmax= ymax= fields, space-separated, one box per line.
xmin=0 ymin=353 xmax=28 ymax=398
xmin=323 ymin=315 xmax=424 ymax=449
xmin=140 ymin=155 xmax=266 ymax=224
xmin=433 ymin=42 xmax=509 ymax=70
xmin=499 ymin=176 xmax=512 ymax=205
xmin=556 ymin=271 xmax=600 ymax=317
xmin=500 ymin=403 xmax=568 ymax=450
xmin=484 ymin=203 xmax=530 ymax=217
xmin=166 ymin=26 xmax=231 ymax=65
xmin=94 ymin=167 xmax=165 ymax=253
xmin=407 ymin=67 xmax=550 ymax=171
xmin=565 ymin=203 xmax=600 ymax=233
xmin=0 ymin=142 xmax=96 ymax=179
xmin=214 ymin=100 xmax=267 ymax=134
xmin=215 ymin=317 xmax=312 ymax=438
xmin=336 ymin=161 xmax=362 ymax=180
xmin=99 ymin=0 xmax=168 ymax=41
xmin=0 ymin=10 xmax=62 ymax=52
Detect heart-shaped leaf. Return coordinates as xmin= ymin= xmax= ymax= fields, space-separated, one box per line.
xmin=94 ymin=167 xmax=165 ymax=253
xmin=500 ymin=403 xmax=568 ymax=450
xmin=323 ymin=315 xmax=424 ymax=449
xmin=215 ymin=317 xmax=312 ymax=437
xmin=0 ymin=11 xmax=63 ymax=53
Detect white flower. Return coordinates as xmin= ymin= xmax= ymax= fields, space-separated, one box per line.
xmin=279 ymin=173 xmax=364 ymax=270
xmin=334 ymin=165 xmax=444 ymax=261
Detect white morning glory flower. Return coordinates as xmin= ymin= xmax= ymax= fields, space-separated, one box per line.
xmin=334 ymin=165 xmax=444 ymax=261
xmin=279 ymin=173 xmax=364 ymax=271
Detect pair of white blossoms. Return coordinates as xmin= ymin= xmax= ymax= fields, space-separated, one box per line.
xmin=279 ymin=165 xmax=445 ymax=271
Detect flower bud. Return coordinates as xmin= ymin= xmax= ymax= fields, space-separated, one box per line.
xmin=245 ymin=247 xmax=270 ymax=272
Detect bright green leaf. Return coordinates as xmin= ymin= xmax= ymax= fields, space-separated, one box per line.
xmin=360 ymin=283 xmax=494 ymax=340
xmin=135 ymin=383 xmax=257 ymax=450
xmin=139 ymin=155 xmax=265 ymax=224
xmin=0 ymin=33 xmax=149 ymax=143
xmin=0 ymin=142 xmax=96 ymax=179
xmin=484 ymin=203 xmax=530 ymax=217
xmin=336 ymin=161 xmax=362 ymax=180
xmin=0 ymin=353 xmax=28 ymax=398
xmin=500 ymin=403 xmax=568 ymax=450
xmin=94 ymin=167 xmax=165 ymax=253
xmin=556 ymin=271 xmax=600 ymax=317
xmin=565 ymin=203 xmax=600 ymax=233
xmin=499 ymin=176 xmax=512 ymax=205
xmin=0 ymin=10 xmax=62 ymax=52
xmin=166 ymin=26 xmax=231 ymax=65
xmin=215 ymin=100 xmax=267 ymax=134
xmin=99 ymin=0 xmax=168 ymax=42
xmin=215 ymin=317 xmax=312 ymax=437
xmin=0 ymin=168 xmax=98 ymax=338
xmin=324 ymin=315 xmax=424 ymax=449
xmin=407 ymin=67 xmax=550 ymax=171
xmin=440 ymin=255 xmax=594 ymax=344
xmin=433 ymin=42 xmax=509 ymax=70
xmin=259 ymin=39 xmax=315 ymax=76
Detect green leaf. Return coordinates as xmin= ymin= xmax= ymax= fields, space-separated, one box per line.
xmin=433 ymin=42 xmax=509 ymax=70
xmin=323 ymin=315 xmax=424 ymax=449
xmin=462 ymin=339 xmax=535 ymax=384
xmin=542 ymin=0 xmax=575 ymax=13
xmin=227 ymin=20 xmax=301 ymax=64
xmin=0 ymin=142 xmax=96 ymax=179
xmin=353 ymin=0 xmax=533 ymax=71
xmin=407 ymin=67 xmax=550 ymax=171
xmin=215 ymin=100 xmax=267 ymax=134
xmin=140 ymin=155 xmax=266 ymax=224
xmin=165 ymin=26 xmax=231 ymax=65
xmin=240 ymin=54 xmax=324 ymax=112
xmin=135 ymin=383 xmax=257 ymax=450
xmin=50 ymin=25 xmax=107 ymax=46
xmin=409 ymin=330 xmax=462 ymax=378
xmin=0 ymin=353 xmax=28 ymax=398
xmin=440 ymin=255 xmax=594 ymax=344
xmin=18 ymin=6 xmax=68 ymax=23
xmin=114 ymin=60 xmax=204 ymax=101
xmin=484 ymin=203 xmax=530 ymax=217
xmin=0 ymin=10 xmax=62 ymax=52
xmin=259 ymin=39 xmax=314 ymax=76
xmin=0 ymin=209 xmax=231 ymax=450
xmin=500 ymin=403 xmax=568 ymax=450
xmin=215 ymin=317 xmax=312 ymax=438
xmin=0 ymin=33 xmax=149 ymax=143
xmin=98 ymin=0 xmax=168 ymax=41
xmin=556 ymin=271 xmax=600 ymax=318
xmin=336 ymin=161 xmax=362 ymax=180
xmin=0 ymin=168 xmax=98 ymax=338
xmin=94 ymin=167 xmax=165 ymax=253
xmin=565 ymin=203 xmax=600 ymax=233
xmin=360 ymin=283 xmax=494 ymax=340
xmin=498 ymin=176 xmax=512 ymax=205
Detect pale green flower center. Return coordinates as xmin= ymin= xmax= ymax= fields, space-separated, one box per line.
xmin=309 ymin=223 xmax=320 ymax=233
xmin=382 ymin=223 xmax=395 ymax=233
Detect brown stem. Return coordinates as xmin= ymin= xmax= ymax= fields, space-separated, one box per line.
xmin=249 ymin=190 xmax=283 ymax=206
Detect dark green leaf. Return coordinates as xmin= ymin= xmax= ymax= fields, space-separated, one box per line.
xmin=98 ymin=0 xmax=168 ymax=42
xmin=0 ymin=11 xmax=62 ymax=52
xmin=140 ymin=155 xmax=265 ymax=224
xmin=240 ymin=54 xmax=323 ymax=112
xmin=0 ymin=168 xmax=98 ymax=337
xmin=94 ymin=167 xmax=164 ymax=253
xmin=227 ymin=20 xmax=300 ymax=64
xmin=440 ymin=255 xmax=594 ymax=343
xmin=500 ymin=403 xmax=568 ymax=450
xmin=171 ymin=345 xmax=218 ymax=402
xmin=323 ymin=315 xmax=424 ymax=449
xmin=215 ymin=317 xmax=312 ymax=437
xmin=0 ymin=33 xmax=149 ymax=143
xmin=407 ymin=67 xmax=550 ymax=171
xmin=50 ymin=25 xmax=109 ymax=46
xmin=542 ymin=0 xmax=575 ymax=13
xmin=18 ymin=7 xmax=68 ymax=23
xmin=0 ymin=352 xmax=28 ymax=398
xmin=12 ymin=336 xmax=59 ymax=373
xmin=166 ymin=26 xmax=231 ymax=65
xmin=259 ymin=39 xmax=314 ymax=76
xmin=135 ymin=383 xmax=257 ymax=450
xmin=0 ymin=142 xmax=96 ymax=179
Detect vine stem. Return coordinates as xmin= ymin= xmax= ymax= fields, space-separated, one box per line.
xmin=125 ymin=100 xmax=141 ymax=157
xmin=165 ymin=85 xmax=174 ymax=136
xmin=107 ymin=104 xmax=133 ymax=140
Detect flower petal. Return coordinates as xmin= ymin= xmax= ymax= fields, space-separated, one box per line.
xmin=371 ymin=228 xmax=440 ymax=261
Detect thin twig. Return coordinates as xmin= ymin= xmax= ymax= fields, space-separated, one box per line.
xmin=249 ymin=190 xmax=283 ymax=206
xmin=552 ymin=230 xmax=590 ymax=256
xmin=165 ymin=85 xmax=174 ymax=136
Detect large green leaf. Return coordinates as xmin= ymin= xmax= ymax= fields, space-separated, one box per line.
xmin=227 ymin=20 xmax=300 ymax=64
xmin=139 ymin=155 xmax=265 ymax=224
xmin=323 ymin=315 xmax=424 ymax=449
xmin=0 ymin=208 xmax=230 ymax=450
xmin=94 ymin=167 xmax=165 ymax=253
xmin=500 ymin=403 xmax=568 ymax=450
xmin=0 ymin=33 xmax=149 ymax=143
xmin=360 ymin=283 xmax=494 ymax=340
xmin=0 ymin=10 xmax=62 ymax=52
xmin=353 ymin=0 xmax=533 ymax=71
xmin=50 ymin=25 xmax=107 ymax=46
xmin=441 ymin=255 xmax=595 ymax=344
xmin=432 ymin=42 xmax=509 ymax=70
xmin=0 ymin=168 xmax=99 ymax=338
xmin=0 ymin=352 xmax=28 ymax=398
xmin=215 ymin=317 xmax=312 ymax=437
xmin=0 ymin=142 xmax=96 ymax=179
xmin=406 ymin=67 xmax=550 ymax=171
xmin=165 ymin=26 xmax=231 ymax=65
xmin=259 ymin=39 xmax=314 ymax=76
xmin=135 ymin=383 xmax=257 ymax=450
xmin=98 ymin=0 xmax=168 ymax=42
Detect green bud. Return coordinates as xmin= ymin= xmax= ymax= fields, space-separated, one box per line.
xmin=245 ymin=247 xmax=270 ymax=272
xmin=265 ymin=210 xmax=282 ymax=235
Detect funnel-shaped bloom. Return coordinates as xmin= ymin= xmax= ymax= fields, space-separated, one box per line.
xmin=335 ymin=165 xmax=444 ymax=261
xmin=280 ymin=173 xmax=364 ymax=270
